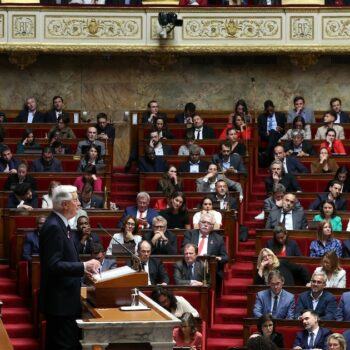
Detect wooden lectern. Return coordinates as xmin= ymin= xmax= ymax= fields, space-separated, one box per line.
xmin=87 ymin=266 xmax=148 ymax=308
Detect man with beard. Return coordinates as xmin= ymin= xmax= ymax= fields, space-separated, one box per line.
xmin=30 ymin=147 xmax=63 ymax=172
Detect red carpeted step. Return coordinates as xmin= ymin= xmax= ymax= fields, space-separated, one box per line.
xmin=0 ymin=279 xmax=17 ymax=294
xmin=238 ymin=240 xmax=255 ymax=252
xmin=11 ymin=338 xmax=40 ymax=350
xmin=0 ymin=294 xmax=26 ymax=307
xmin=0 ymin=264 xmax=10 ymax=277
xmin=2 ymin=307 xmax=32 ymax=323
xmin=5 ymin=323 xmax=36 ymax=338
xmin=217 ymin=294 xmax=247 ymax=308
xmin=224 ymin=278 xmax=252 ymax=294
xmin=207 ymin=337 xmax=243 ymax=350
xmin=227 ymin=262 xmax=253 ymax=278
xmin=215 ymin=307 xmax=247 ymax=323
xmin=209 ymin=323 xmax=243 ymax=338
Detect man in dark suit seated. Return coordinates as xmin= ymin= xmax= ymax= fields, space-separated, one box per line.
xmin=295 ymin=272 xmax=337 ymax=320
xmin=309 ymin=180 xmax=347 ymax=211
xmin=330 ymin=97 xmax=350 ymax=123
xmin=174 ymin=243 xmax=209 ymax=286
xmin=137 ymin=240 xmax=169 ymax=285
xmin=45 ymin=95 xmax=70 ymax=123
xmin=284 ymin=129 xmax=315 ymax=158
xmin=30 ymin=146 xmax=63 ymax=172
xmin=7 ymin=182 xmax=38 ymax=209
xmin=22 ymin=215 xmax=47 ymax=261
xmin=274 ymin=145 xmax=309 ymax=174
xmin=174 ymin=102 xmax=196 ymax=124
xmin=139 ymin=146 xmax=168 ymax=172
xmin=212 ymin=140 xmax=247 ymax=175
xmin=0 ymin=146 xmax=21 ymax=173
xmin=293 ymin=310 xmax=332 ymax=350
xmin=73 ymin=215 xmax=100 ymax=254
xmin=142 ymin=100 xmax=167 ymax=124
xmin=15 ymin=97 xmax=45 ymax=123
xmin=95 ymin=112 xmax=115 ymax=141
xmin=265 ymin=193 xmax=307 ymax=230
xmin=191 ymin=114 xmax=215 ymax=140
xmin=148 ymin=130 xmax=173 ymax=156
xmin=90 ymin=243 xmax=116 ymax=272
xmin=336 ymin=291 xmax=350 ymax=321
xmin=178 ymin=144 xmax=209 ymax=173
xmin=79 ymin=183 xmax=103 ymax=209
xmin=208 ymin=179 xmax=238 ymax=210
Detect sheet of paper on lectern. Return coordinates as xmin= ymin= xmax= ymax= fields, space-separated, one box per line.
xmin=93 ymin=265 xmax=135 ymax=282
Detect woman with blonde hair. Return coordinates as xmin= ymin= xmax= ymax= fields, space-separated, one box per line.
xmin=327 ymin=333 xmax=346 ymax=350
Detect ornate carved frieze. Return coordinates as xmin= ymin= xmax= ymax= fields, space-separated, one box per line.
xmin=12 ymin=15 xmax=36 ymax=39
xmin=44 ymin=16 xmax=142 ymax=40
xmin=290 ymin=16 xmax=314 ymax=40
xmin=323 ymin=17 xmax=350 ymax=39
xmin=183 ymin=17 xmax=282 ymax=40
xmin=0 ymin=15 xmax=4 ymax=38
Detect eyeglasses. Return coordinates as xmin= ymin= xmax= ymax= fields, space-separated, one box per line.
xmin=311 ymin=280 xmax=324 ymax=284
xmin=153 ymin=225 xmax=165 ymax=229
xmin=126 ymin=222 xmax=136 ymax=227
xmin=200 ymin=221 xmax=214 ymax=226
xmin=262 ymin=323 xmax=274 ymax=328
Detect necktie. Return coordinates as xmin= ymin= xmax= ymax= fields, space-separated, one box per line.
xmin=198 ymin=235 xmax=206 ymax=256
xmin=272 ymin=295 xmax=278 ymax=317
xmin=308 ymin=332 xmax=314 ymax=349
xmin=187 ymin=264 xmax=193 ymax=280
xmin=141 ymin=262 xmax=146 ymax=271
xmin=280 ymin=212 xmax=286 ymax=228
xmin=196 ymin=129 xmax=201 ymax=140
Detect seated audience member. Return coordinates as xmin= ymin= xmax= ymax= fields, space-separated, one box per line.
xmin=246 ymin=334 xmax=277 ymax=350
xmin=30 ymin=147 xmax=63 ymax=172
xmin=7 ymin=182 xmax=38 ymax=209
xmin=68 ymin=207 xmax=88 ymax=230
xmin=0 ymin=146 xmax=20 ymax=173
xmin=3 ymin=162 xmax=37 ymax=191
xmin=139 ymin=146 xmax=168 ymax=173
xmin=219 ymin=111 xmax=252 ymax=141
xmin=256 ymin=314 xmax=284 ymax=348
xmin=315 ymin=111 xmax=345 ymax=140
xmin=265 ymin=161 xmax=302 ymax=194
xmin=326 ymin=166 xmax=350 ymax=193
xmin=266 ymin=226 xmax=302 ymax=257
xmin=159 ymin=192 xmax=190 ymax=230
xmin=311 ymin=146 xmax=339 ymax=174
xmin=76 ymin=126 xmax=106 ymax=156
xmin=73 ymin=215 xmax=100 ymax=254
xmin=118 ymin=191 xmax=158 ymax=229
xmin=254 ymin=248 xmax=309 ymax=286
xmin=319 ymin=128 xmax=346 ymax=155
xmin=173 ymin=312 xmax=202 ymax=350
xmin=90 ymin=243 xmax=116 ymax=272
xmin=265 ymin=193 xmax=307 ymax=230
xmin=257 ymin=100 xmax=286 ymax=159
xmin=157 ymin=164 xmax=183 ymax=198
xmin=224 ymin=127 xmax=246 ymax=156
xmin=48 ymin=134 xmax=71 ymax=155
xmin=174 ymin=243 xmax=209 ymax=286
xmin=77 ymin=145 xmax=105 ymax=173
xmin=143 ymin=216 xmax=177 ymax=255
xmin=106 ymin=216 xmax=142 ymax=255
xmin=293 ymin=310 xmax=332 ymax=349
xmin=191 ymin=114 xmax=215 ymax=140
xmin=313 ymin=199 xmax=342 ymax=231
xmin=233 ymin=98 xmax=252 ymax=123
xmin=337 ymin=291 xmax=350 ymax=321
xmin=48 ymin=115 xmax=76 ymax=140
xmin=174 ymin=102 xmax=196 ymax=124
xmin=196 ymin=163 xmax=243 ymax=199
xmin=73 ymin=164 xmax=102 ymax=192
xmin=22 ymin=215 xmax=46 ymax=261
xmin=253 ymin=270 xmax=295 ymax=320
xmin=327 ymin=334 xmax=347 ymax=350
xmin=193 ymin=196 xmax=222 ymax=229
xmin=79 ymin=183 xmax=103 ymax=209
xmin=16 ymin=129 xmax=41 ymax=154
xmin=309 ymin=180 xmax=347 ymax=210
xmin=137 ymin=240 xmax=169 ymax=285
xmin=273 ymin=145 xmax=308 ymax=174
xmin=15 ymin=97 xmax=45 ymax=123
xmin=151 ymin=287 xmax=199 ymax=318
xmin=295 ymin=272 xmax=337 ymax=320
xmin=142 ymin=100 xmax=167 ymax=124
xmin=208 ymin=179 xmax=238 ymax=210
xmin=283 ymin=130 xmax=315 ymax=157
xmin=330 ymin=97 xmax=350 ymax=123
xmin=178 ymin=131 xmax=205 ymax=156
xmin=95 ymin=112 xmax=115 ymax=141
xmin=152 ymin=116 xmax=174 ymax=140
xmin=148 ymin=130 xmax=174 ymax=156
xmin=41 ymin=181 xmax=60 ymax=208
xmin=287 ymin=95 xmax=315 ymax=123
xmin=309 ymin=221 xmax=342 ymax=258
xmin=45 ymin=95 xmax=70 ymax=123
xmin=311 ymin=251 xmax=346 ymax=288
xmin=279 ymin=115 xmax=312 ymax=141
xmin=178 ymin=144 xmax=209 ymax=173
xmin=212 ymin=140 xmax=247 ymax=174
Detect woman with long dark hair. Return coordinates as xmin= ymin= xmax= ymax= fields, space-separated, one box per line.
xmin=313 ymin=199 xmax=342 ymax=231
xmin=16 ymin=129 xmax=40 ymax=154
xmin=157 ymin=165 xmax=183 ymax=198
xmin=77 ymin=145 xmax=105 ymax=172
xmin=266 ymin=226 xmax=301 ymax=257
xmin=257 ymin=314 xmax=284 ymax=348
xmin=73 ymin=164 xmax=102 ymax=192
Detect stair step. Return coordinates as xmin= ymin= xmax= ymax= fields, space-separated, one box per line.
xmin=5 ymin=323 xmax=36 ymax=338
xmin=0 ymin=294 xmax=26 ymax=307
xmin=2 ymin=307 xmax=32 ymax=323
xmin=217 ymin=294 xmax=247 ymax=308
xmin=209 ymin=323 xmax=243 ymax=338
xmin=0 ymin=279 xmax=17 ymax=294
xmin=207 ymin=337 xmax=243 ymax=350
xmin=10 ymin=338 xmax=40 ymax=350
xmin=0 ymin=264 xmax=10 ymax=277
xmin=215 ymin=307 xmax=247 ymax=323
xmin=224 ymin=278 xmax=252 ymax=294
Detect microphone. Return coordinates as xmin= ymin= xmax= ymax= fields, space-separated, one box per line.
xmin=97 ymin=223 xmax=142 ymax=272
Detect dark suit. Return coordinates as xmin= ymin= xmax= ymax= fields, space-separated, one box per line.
xmin=7 ymin=192 xmax=38 ymax=209
xmin=3 ymin=173 xmax=37 ymax=191
xmin=192 ymin=125 xmax=215 ymax=139
xmin=143 ymin=229 xmax=177 ymax=255
xmin=335 ymin=111 xmax=350 ymax=123
xmin=336 ymin=291 xmax=350 ymax=321
xmin=95 ymin=123 xmax=116 ymax=140
xmin=173 ymin=259 xmax=209 ymax=285
xmin=155 ymin=144 xmax=174 ymax=156
xmin=15 ymin=110 xmax=45 ymax=123
xmin=72 ymin=231 xmax=101 ymax=254
xmin=30 ymin=157 xmax=63 ymax=172
xmin=208 ymin=193 xmax=237 ymax=210
xmin=178 ymin=160 xmax=209 ymax=173
xmin=284 ymin=140 xmax=316 ymax=157
xmin=284 ymin=156 xmax=309 ymax=174
xmin=22 ymin=230 xmax=40 ymax=261
xmin=212 ymin=153 xmax=247 ymax=175
xmin=138 ymin=156 xmax=168 ymax=172
xmin=45 ymin=110 xmax=70 ymax=123
xmin=174 ymin=112 xmax=191 ymax=124
xmin=80 ymin=195 xmax=104 ymax=209
xmin=265 ymin=173 xmax=302 ymax=194
xmin=265 ymin=207 xmax=308 ymax=230
xmin=39 ymin=212 xmax=84 ymax=350
xmin=266 ymin=239 xmax=302 ymax=256
xmin=142 ymin=112 xmax=168 ymax=124
xmin=0 ymin=157 xmax=21 ymax=172
xmin=342 ymin=238 xmax=350 ymax=258
xmin=309 ymin=193 xmax=347 ymax=211
xmin=293 ymin=328 xmax=332 ymax=350
xmin=295 ymin=290 xmax=337 ymax=320
xmin=147 ymin=257 xmax=169 ymax=285
xmin=117 ymin=206 xmax=158 ymax=228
